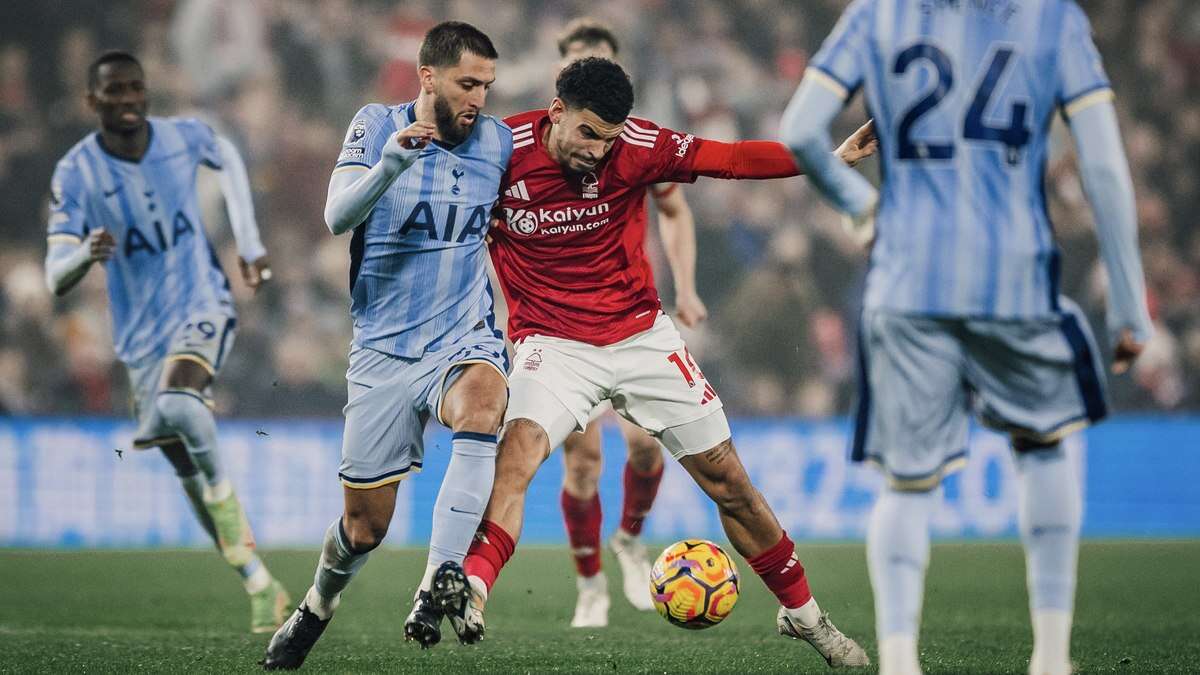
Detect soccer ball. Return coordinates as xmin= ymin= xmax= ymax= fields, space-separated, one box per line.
xmin=649 ymin=539 xmax=739 ymax=629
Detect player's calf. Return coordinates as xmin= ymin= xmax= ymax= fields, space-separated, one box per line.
xmin=680 ymin=437 xmax=868 ymax=667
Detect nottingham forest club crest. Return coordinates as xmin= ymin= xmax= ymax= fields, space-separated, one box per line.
xmin=582 ymin=171 xmax=599 ymax=199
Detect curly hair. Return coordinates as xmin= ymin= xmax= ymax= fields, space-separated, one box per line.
xmin=555 ymin=57 xmax=634 ymax=125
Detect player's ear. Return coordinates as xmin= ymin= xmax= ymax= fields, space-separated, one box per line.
xmin=548 ymin=98 xmax=565 ymax=124
xmin=85 ymin=91 xmax=99 ymax=113
xmin=417 ymin=65 xmax=436 ymax=94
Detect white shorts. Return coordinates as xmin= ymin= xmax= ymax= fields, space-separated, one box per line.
xmin=505 ymin=313 xmax=730 ymax=459
xmin=129 ymin=311 xmax=237 ymax=448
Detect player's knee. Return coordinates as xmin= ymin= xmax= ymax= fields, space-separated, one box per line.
xmin=155 ymin=390 xmax=211 ymax=433
xmin=453 ymin=400 xmax=506 ymax=436
xmin=342 ymin=513 xmax=389 ymax=552
xmin=495 ymin=419 xmax=549 ymax=489
xmin=626 ymin=436 xmax=662 ymax=473
xmin=562 ymin=451 xmax=602 ymax=497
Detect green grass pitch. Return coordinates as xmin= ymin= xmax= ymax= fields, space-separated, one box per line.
xmin=1 ymin=542 xmax=1196 ymax=673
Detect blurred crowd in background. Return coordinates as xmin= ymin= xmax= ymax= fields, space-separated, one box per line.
xmin=1 ymin=0 xmax=1198 ymax=419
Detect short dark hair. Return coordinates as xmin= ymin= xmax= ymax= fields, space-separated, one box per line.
xmin=88 ymin=50 xmax=142 ymax=91
xmin=555 ymin=57 xmax=634 ymax=125
xmin=557 ymin=18 xmax=619 ymax=57
xmin=418 ymin=21 xmax=498 ymax=68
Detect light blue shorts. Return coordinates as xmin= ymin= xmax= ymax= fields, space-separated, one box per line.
xmin=129 ymin=311 xmax=237 ymax=449
xmin=338 ymin=329 xmax=507 ymax=489
xmin=851 ymin=297 xmax=1106 ymax=490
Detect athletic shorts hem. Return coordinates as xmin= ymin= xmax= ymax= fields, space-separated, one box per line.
xmin=983 ymin=414 xmax=1094 ymax=445
xmin=131 ymin=434 xmax=183 ymax=449
xmin=864 ymin=451 xmax=968 ymax=492
xmin=339 ymin=463 xmax=423 ymax=489
xmin=434 ymin=358 xmax=508 ymax=427
xmin=661 ymin=409 xmax=732 ymax=459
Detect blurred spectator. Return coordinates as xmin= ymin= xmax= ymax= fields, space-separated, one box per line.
xmin=1 ymin=0 xmax=1195 ymax=418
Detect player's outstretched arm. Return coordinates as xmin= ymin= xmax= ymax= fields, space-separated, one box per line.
xmin=1066 ymin=99 xmax=1153 ymax=372
xmin=324 ymin=121 xmax=433 ymax=236
xmin=780 ymin=73 xmax=878 ymax=221
xmin=213 ymin=135 xmax=271 ymax=290
xmin=45 ymin=229 xmax=114 ymax=296
xmin=653 ymin=187 xmax=706 ymax=328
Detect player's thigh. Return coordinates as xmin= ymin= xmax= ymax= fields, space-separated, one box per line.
xmin=610 ymin=313 xmax=727 ymax=459
xmin=562 ymin=418 xmax=604 ymax=484
xmin=339 ymin=346 xmax=426 ymax=489
xmin=505 ymin=336 xmax=608 ymax=451
xmin=616 ymin=413 xmax=662 ymax=467
xmin=964 ymin=297 xmax=1107 ymax=444
xmin=429 ymin=331 xmax=509 ymax=432
xmin=162 ymin=311 xmax=237 ymax=386
xmin=854 ymin=311 xmax=971 ymax=490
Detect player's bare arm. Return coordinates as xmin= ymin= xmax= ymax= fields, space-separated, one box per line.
xmin=653 ymin=186 xmax=707 ymax=328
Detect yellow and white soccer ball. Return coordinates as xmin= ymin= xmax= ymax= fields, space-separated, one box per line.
xmin=649 ymin=539 xmax=739 ymax=629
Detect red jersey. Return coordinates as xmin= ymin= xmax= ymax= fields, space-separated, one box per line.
xmin=491 ymin=111 xmax=706 ymax=346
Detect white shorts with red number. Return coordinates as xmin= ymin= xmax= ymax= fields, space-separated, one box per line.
xmin=505 ymin=312 xmax=730 ymax=459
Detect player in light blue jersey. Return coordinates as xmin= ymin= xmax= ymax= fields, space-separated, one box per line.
xmin=262 ymin=23 xmax=511 ymax=668
xmin=780 ymin=2 xmax=1152 ymax=674
xmin=43 ymin=51 xmax=289 ymax=633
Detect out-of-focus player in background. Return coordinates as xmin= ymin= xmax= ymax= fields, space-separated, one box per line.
xmin=43 ymin=51 xmax=287 ymax=633
xmin=781 ymin=1 xmax=1152 ymax=674
xmin=552 ymin=18 xmax=710 ymax=628
xmin=454 ymin=57 xmax=878 ymax=668
xmin=262 ymin=22 xmax=511 ymax=669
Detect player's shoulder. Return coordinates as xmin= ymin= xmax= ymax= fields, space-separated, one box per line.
xmin=504 ymin=109 xmax=545 ymax=137
xmin=352 ymin=102 xmax=397 ymax=123
xmin=53 ymin=133 xmax=98 ymax=179
xmin=162 ymin=115 xmax=218 ymax=143
xmin=616 ymin=116 xmax=668 ymax=154
xmin=504 ymin=109 xmax=547 ymax=158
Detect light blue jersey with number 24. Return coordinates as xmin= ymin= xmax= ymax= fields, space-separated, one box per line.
xmin=809 ymin=0 xmax=1111 ymax=320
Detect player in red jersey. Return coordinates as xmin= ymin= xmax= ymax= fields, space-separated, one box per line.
xmin=553 ymin=18 xmax=710 ymax=628
xmin=442 ymin=58 xmax=877 ymax=668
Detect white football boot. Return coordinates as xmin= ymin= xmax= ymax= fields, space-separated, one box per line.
xmin=570 ymin=573 xmax=610 ymax=628
xmin=777 ymin=606 xmax=871 ymax=668
xmin=608 ymin=529 xmax=655 ymax=611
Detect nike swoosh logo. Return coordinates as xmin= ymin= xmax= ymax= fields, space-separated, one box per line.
xmin=103 ymin=186 xmax=123 ymax=198
xmin=449 ymin=506 xmax=478 ymax=515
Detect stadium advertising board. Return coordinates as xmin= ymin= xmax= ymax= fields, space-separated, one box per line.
xmin=1 ymin=417 xmax=1195 ymax=547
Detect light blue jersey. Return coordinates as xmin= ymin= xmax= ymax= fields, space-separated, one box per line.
xmin=809 ymin=0 xmax=1111 ymax=319
xmin=47 ymin=117 xmax=234 ymax=365
xmin=335 ymin=102 xmax=513 ymax=358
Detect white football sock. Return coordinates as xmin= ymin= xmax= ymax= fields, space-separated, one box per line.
xmin=1015 ymin=445 xmax=1080 ymax=672
xmin=421 ymin=432 xmax=496 ymax=592
xmin=781 ymin=597 xmax=822 ymax=629
xmin=311 ymin=519 xmax=369 ymax=616
xmin=867 ymin=488 xmax=934 ymax=675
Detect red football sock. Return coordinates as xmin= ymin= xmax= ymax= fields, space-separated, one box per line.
xmin=619 ymin=462 xmax=663 ymax=536
xmin=463 ymin=519 xmax=516 ymax=592
xmin=746 ymin=532 xmax=813 ymax=609
xmin=561 ymin=489 xmax=603 ymax=577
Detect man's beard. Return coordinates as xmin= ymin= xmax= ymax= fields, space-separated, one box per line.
xmin=434 ymin=94 xmax=474 ymax=145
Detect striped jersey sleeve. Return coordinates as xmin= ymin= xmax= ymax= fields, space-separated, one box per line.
xmin=175 ymin=118 xmax=224 ymax=169
xmin=47 ymin=156 xmax=88 ymax=244
xmin=336 ymin=104 xmax=395 ymax=169
xmin=1057 ymin=1 xmax=1113 ymax=116
xmin=807 ymin=0 xmax=875 ymax=99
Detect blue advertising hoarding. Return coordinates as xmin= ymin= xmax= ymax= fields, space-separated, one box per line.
xmin=0 ymin=416 xmax=1196 ymax=547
